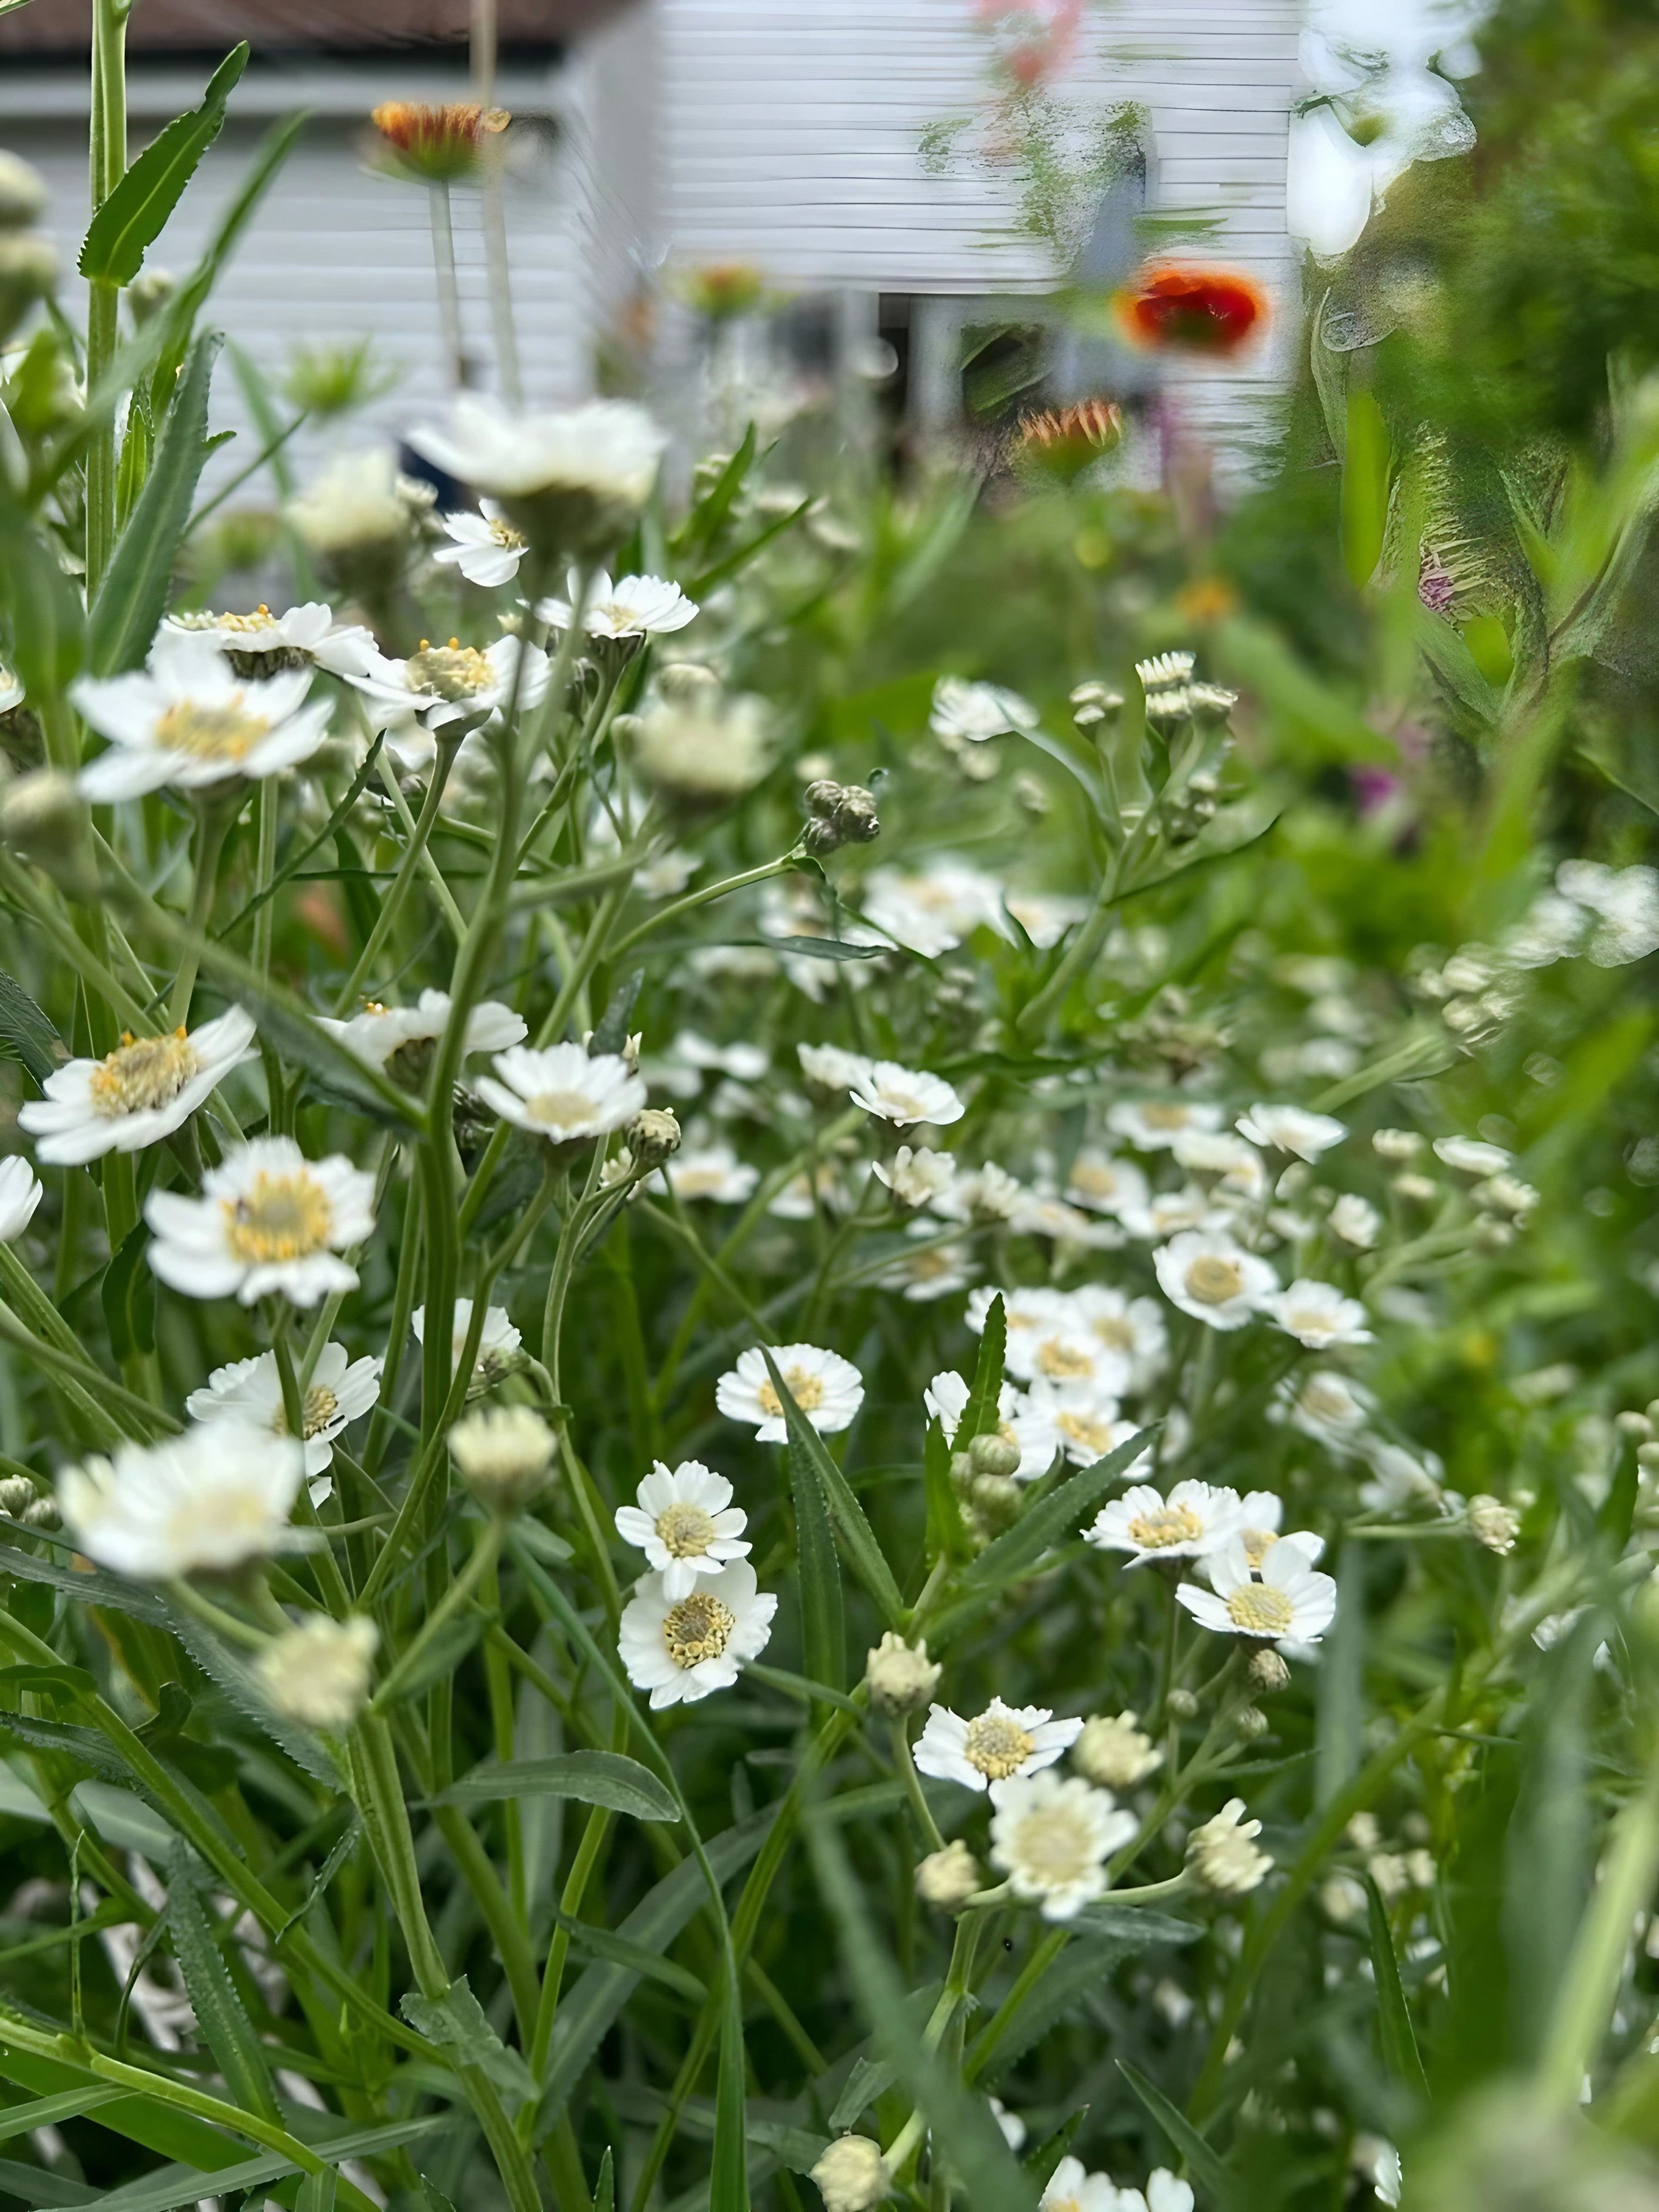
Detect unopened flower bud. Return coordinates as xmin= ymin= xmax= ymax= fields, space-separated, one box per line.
xmin=0 ymin=1476 xmax=35 ymax=1519
xmin=21 ymin=1496 xmax=59 ymax=1531
xmin=256 ymin=1614 xmax=378 ymax=1729
xmin=0 ymin=232 xmax=57 ymax=341
xmin=1616 ymin=1411 xmax=1654 ymax=1439
xmin=835 ymin=785 xmax=880 ymax=843
xmin=803 ymin=777 xmax=844 ymax=818
xmin=809 ymin=2133 xmax=889 ymax=2212
xmin=626 ymin=1108 xmax=681 ymax=1167
xmin=968 ymin=1430 xmax=1022 ymax=1480
xmin=655 ymin=660 xmax=721 ymax=706
xmin=914 ymin=1838 xmax=980 ymax=1908
xmin=1166 ymin=1687 xmax=1200 ymax=1721
xmin=1392 ymin=1172 xmax=1437 ymax=1204
xmin=449 ymin=1404 xmax=555 ymax=1516
xmin=1467 ymin=1494 xmax=1519 ymax=1554
xmin=948 ymin=1451 xmax=974 ymax=1494
xmin=0 ymin=768 xmax=96 ymax=895
xmin=1073 ymin=1710 xmax=1161 ymax=1789
xmin=128 ymin=266 xmax=177 ymax=327
xmin=1069 ymin=680 xmax=1122 ymax=728
xmin=864 ymin=1632 xmax=940 ymax=1715
xmin=0 ymin=153 xmax=47 ymax=230
xmin=1638 ymin=1442 xmax=1659 ymax=1475
xmin=1230 ymin=1702 xmax=1269 ymax=1742
xmin=1187 ymin=1798 xmax=1272 ymax=1895
xmin=1247 ymin=1648 xmax=1290 ymax=1693
xmin=970 ymin=1472 xmax=1020 ymax=1527
xmin=1372 ymin=1128 xmax=1424 ymax=1162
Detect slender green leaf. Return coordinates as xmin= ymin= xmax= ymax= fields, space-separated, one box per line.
xmin=1116 ymin=2061 xmax=1236 ymax=2208
xmin=959 ymin=1292 xmax=1007 ymax=1447
xmin=0 ymin=1663 xmax=96 ymax=1700
xmin=0 ymin=1706 xmax=133 ymax=1783
xmin=0 ymin=2046 xmax=245 ymax=2177
xmin=0 ymin=2085 xmax=129 ymax=2145
xmin=787 ymin=1411 xmax=846 ymax=1695
xmin=378 ymin=1606 xmax=496 ymax=1706
xmin=0 ymin=494 xmax=85 ymax=701
xmin=1341 ymin=386 xmax=1390 ymax=589
xmin=91 ymin=2117 xmax=437 ymax=2212
xmin=0 ymin=2155 xmax=96 ymax=2205
xmin=758 ymin=934 xmax=888 ymax=963
xmin=1024 ymin=2105 xmax=1090 ymax=2193
xmin=433 ymin=1752 xmax=679 ymax=1823
xmin=675 ymin=421 xmax=757 ymax=554
xmin=296 ymin=2171 xmax=338 ymax=2212
xmin=590 ymin=968 xmax=645 ymax=1055
xmin=0 ymin=973 xmax=65 ymax=1088
xmin=1365 ymin=1874 xmax=1430 ymax=2103
xmin=827 ymin=2056 xmax=894 ymax=2133
xmin=923 ymin=1413 xmax=968 ymax=1565
xmin=101 ymin=1218 xmax=156 ymax=1365
xmin=89 ymin=331 xmax=220 ymax=676
xmin=80 ymin=47 xmax=248 ymax=287
xmin=164 ymin=1840 xmax=280 ymax=2121
xmin=960 ymin=1425 xmax=1159 ymax=1594
xmin=685 ymin=496 xmax=813 ymax=598
xmin=761 ymin=1350 xmax=904 ymax=1628
xmin=711 ymin=1954 xmax=750 ymax=2212
xmin=400 ymin=1975 xmax=536 ymax=2100
xmin=593 ymin=2147 xmax=615 ymax=2212
xmin=554 ymin=1910 xmax=705 ymax=2003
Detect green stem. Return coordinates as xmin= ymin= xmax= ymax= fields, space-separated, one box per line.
xmin=605 ymin=849 xmax=799 ymax=963
xmin=84 ymin=0 xmax=126 ymax=594
xmin=334 ymin=740 xmax=461 ymax=1013
xmin=367 ymin=1518 xmax=503 ymax=1715
xmin=1537 ymin=1743 xmax=1659 ymax=2104
xmin=168 ymin=802 xmax=234 ymax=1028
xmin=889 ymin=1716 xmax=946 ymax=1854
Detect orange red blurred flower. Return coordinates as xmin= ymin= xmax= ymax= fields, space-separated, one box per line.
xmin=1014 ymin=397 xmax=1123 ymax=481
xmin=678 ymin=263 xmax=767 ymax=321
xmin=1116 ymin=265 xmax=1269 ymax=358
xmin=369 ymin=103 xmax=509 ymax=185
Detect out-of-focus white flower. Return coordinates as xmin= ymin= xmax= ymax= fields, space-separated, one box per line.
xmin=923 ymin=1371 xmax=1056 ymax=1480
xmin=716 ymin=1342 xmax=864 ymax=1442
xmin=990 ymin=1772 xmax=1136 ymax=1922
xmin=632 ymin=693 xmax=770 ymax=805
xmin=1107 ymin=1098 xmax=1223 ymax=1152
xmin=848 ymin=1060 xmax=965 ymax=1128
xmin=1173 ymin=1128 xmax=1261 ymax=1181
xmin=989 ymin=2099 xmax=1026 ymax=2154
xmin=808 ymin=2134 xmax=889 ymax=2212
xmin=1068 ymin=1285 xmax=1169 ymax=1392
xmin=967 ymin=1283 xmax=1067 ymax=1338
xmin=915 ymin=1838 xmax=982 ymax=1907
xmin=1005 ymin=889 xmax=1087 ymax=948
xmin=410 ymin=394 xmax=667 ymax=525
xmin=1277 ymin=1368 xmax=1374 ymax=1451
xmin=797 ymin=1041 xmax=874 ymax=1095
xmin=476 ymin=1043 xmax=646 ymax=1144
xmin=665 ymin=1144 xmax=759 ymax=1204
xmin=0 ymin=1157 xmax=42 ymax=1243
xmin=1178 ymin=1536 xmax=1338 ymax=1648
xmin=1004 ymin=1315 xmax=1130 ymax=1396
xmin=614 ymin=1460 xmax=750 ymax=1598
xmin=1188 ymin=1798 xmax=1272 ymax=1894
xmin=1467 ymin=1493 xmax=1520 ymax=1553
xmin=929 ymin=675 xmax=1038 ymax=744
xmin=880 ymin=1230 xmax=977 ymax=1303
xmin=59 ymin=1425 xmax=307 ymax=1579
xmin=1476 ymin=1172 xmax=1538 ymax=1216
xmin=449 ymin=1405 xmax=556 ymax=1514
xmin=538 ymin=568 xmax=698 ymax=641
xmin=1434 ymin=1134 xmax=1510 ymax=1175
xmin=1236 ymin=1103 xmax=1347 ymax=1161
xmin=257 ymin=1614 xmax=378 ymax=1729
xmin=874 ymin=1144 xmax=956 ymax=1209
xmin=1232 ymin=1489 xmax=1324 ymax=1572
xmin=859 ymin=861 xmax=1006 ymax=958
xmin=1329 ymin=1192 xmax=1382 ymax=1249
xmin=413 ymin=1298 xmax=521 ymax=1386
xmin=21 ymin=1007 xmax=257 ymax=1165
xmin=768 ymin=1162 xmax=858 ymax=1221
xmin=433 ymin=500 xmax=527 ymax=586
xmin=1065 ymin=1148 xmax=1149 ymax=1219
xmin=165 ymin=601 xmax=379 ymax=680
xmin=618 ymin=1559 xmax=775 ymax=1707
xmin=1008 ymin=1190 xmax=1098 ymax=1243
xmin=1503 ymin=888 xmax=1588 ymax=968
xmin=1039 ymin=2153 xmax=1120 ymax=2212
xmin=1556 ymin=859 xmax=1659 ymax=966
xmin=1261 ymin=1278 xmax=1374 ymax=1349
xmin=0 ymin=664 xmax=22 ymax=713
xmin=186 ymin=1343 xmax=381 ymax=1479
xmin=1364 ymin=2140 xmax=1402 ymax=2210
xmin=670 ymin=1030 xmax=770 ymax=1084
xmin=915 ymin=1698 xmax=1083 ymax=1797
xmin=1087 ymin=1479 xmax=1242 ymax=1565
xmin=1020 ymin=1380 xmax=1125 ymax=1467
xmin=1073 ymin=1710 xmax=1162 ymax=1790
xmin=1357 ymin=1439 xmax=1445 ymax=1514
xmin=320 ymin=991 xmax=525 ymax=1078
xmin=285 ymin=450 xmax=420 ymax=561
xmin=72 ymin=633 xmax=333 ymax=801
xmin=1121 ymin=1185 xmax=1225 ymax=1242
xmin=934 ymin=1161 xmax=1024 ymax=1225
xmin=1286 ymin=104 xmax=1376 ymax=258
xmin=144 ymin=1136 xmax=375 ymax=1308
xmin=1155 ymin=1229 xmax=1278 ymax=1330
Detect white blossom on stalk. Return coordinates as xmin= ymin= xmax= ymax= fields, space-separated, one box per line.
xmin=613 ymin=1460 xmax=751 ymax=1599
xmin=848 ymin=1059 xmax=965 ymax=1129
xmin=880 ymin=1230 xmax=977 ymax=1303
xmin=1039 ymin=2154 xmax=1118 ymax=2212
xmin=163 ymin=601 xmax=378 ymax=680
xmin=1434 ymin=1134 xmax=1511 ymax=1176
xmin=617 ymin=1558 xmax=776 ymax=1707
xmin=922 ymin=1372 xmax=1056 ymax=1480
xmin=1002 ymin=1315 xmax=1130 ymax=1397
xmin=476 ymin=1043 xmax=646 ymax=1145
xmin=914 ymin=1698 xmax=1083 ymax=1797
xmin=144 ymin=1137 xmax=376 ymax=1307
xmin=412 ymin=1298 xmax=521 ymax=1384
xmin=715 ymin=1343 xmax=864 ymax=1443
xmin=668 ymin=1030 xmax=770 ymax=1084
xmin=1173 ymin=1128 xmax=1262 ymax=1181
xmin=1187 ymin=1799 xmax=1272 ymax=1895
xmin=410 ymin=394 xmax=667 ymax=517
xmin=1068 ymin=1285 xmax=1168 ymax=1391
xmin=537 ymin=569 xmax=699 ymax=641
xmin=1328 ymin=1193 xmax=1382 ymax=1249
xmin=257 ymin=1615 xmax=379 ymax=1728
xmin=1232 ymin=1490 xmax=1325 ymax=1572
xmin=1261 ymin=1278 xmax=1374 ymax=1349
xmin=1020 ymin=1381 xmax=1126 ymax=1469
xmin=933 ymin=1161 xmax=1024 ymax=1225
xmin=1121 ymin=1185 xmax=1227 ymax=1242
xmin=797 ymin=1041 xmax=873 ymax=1095
xmin=874 ymin=1144 xmax=956 ymax=1209
xmin=0 ymin=1157 xmax=42 ymax=1242
xmin=19 ymin=1008 xmax=257 ymax=1165
xmin=1106 ymin=1097 xmax=1223 ymax=1152
xmin=929 ymin=675 xmax=1038 ymax=743
xmin=1154 ymin=1229 xmax=1279 ymax=1330
xmin=352 ymin=635 xmax=548 ymax=737
xmin=58 ymin=1425 xmax=308 ymax=1579
xmin=72 ymin=633 xmax=333 ymax=800
xmin=1277 ymin=1369 xmax=1374 ymax=1451
xmin=433 ymin=501 xmax=527 ymax=586
xmin=320 ymin=991 xmax=526 ymax=1077
xmin=858 ymin=861 xmax=1006 ymax=957
xmin=664 ymin=1144 xmax=759 ymax=1204
xmin=1235 ymin=1103 xmax=1347 ymax=1161
xmin=1065 ymin=1148 xmax=1150 ymax=1219
xmin=186 ymin=1343 xmax=382 ymax=1480
xmin=1073 ymin=1711 xmax=1162 ymax=1791
xmin=989 ymin=1772 xmax=1136 ymax=1922
xmin=1177 ymin=1536 xmax=1338 ymax=1649
xmin=1086 ymin=1479 xmax=1241 ymax=1565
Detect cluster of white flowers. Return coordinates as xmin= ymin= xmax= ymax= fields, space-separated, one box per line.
xmin=614 ymin=1459 xmax=777 ymax=1706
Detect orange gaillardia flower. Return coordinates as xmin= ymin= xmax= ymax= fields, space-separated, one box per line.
xmin=1013 ymin=398 xmax=1123 ymax=482
xmin=370 ymin=103 xmax=510 ymax=185
xmin=680 ymin=263 xmax=766 ymax=321
xmin=1116 ymin=265 xmax=1268 ymax=358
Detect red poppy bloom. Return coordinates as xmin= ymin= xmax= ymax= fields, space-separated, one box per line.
xmin=1117 ymin=266 xmax=1269 ymax=358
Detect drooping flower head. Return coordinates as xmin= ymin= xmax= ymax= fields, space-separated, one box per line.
xmin=370 ymin=101 xmax=510 ymax=185
xmin=409 ymin=394 xmax=667 ymax=554
xmin=1117 ymin=264 xmax=1268 ymax=357
xmin=1013 ymin=397 xmax=1123 ymax=481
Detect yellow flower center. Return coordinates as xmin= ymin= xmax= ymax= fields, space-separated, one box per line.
xmin=216 ymin=605 xmax=280 ymax=634
xmin=673 ymin=1165 xmax=727 ymax=1197
xmin=655 ymin=1502 xmax=717 ymax=1558
xmin=488 ymin=517 xmax=525 ymax=549
xmin=1069 ymin=1161 xmax=1119 ymax=1199
xmin=155 ymin=697 xmax=270 ymax=763
xmin=1058 ymin=1409 xmax=1112 ymax=1454
xmin=906 ymin=1248 xmax=957 ymax=1283
xmin=271 ymin=1383 xmax=341 ymax=1442
xmin=963 ymin=1713 xmax=1034 ymax=1780
xmin=1092 ymin=1315 xmax=1135 ymax=1351
xmin=663 ymin=1590 xmax=735 ymax=1667
xmin=1185 ymin=1255 xmax=1244 ymax=1305
xmin=1226 ymin=1584 xmax=1296 ymax=1637
xmin=1240 ymin=1525 xmax=1276 ymax=1570
xmin=1140 ymin=1102 xmax=1191 ymax=1131
xmin=1127 ymin=1503 xmax=1203 ymax=1550
xmin=524 ymin=1088 xmax=600 ymax=1132
xmin=1008 ymin=1807 xmax=1094 ymax=1882
xmin=878 ymin=1086 xmax=929 ymax=1121
xmin=407 ymin=641 xmax=494 ymax=701
xmin=755 ymin=1367 xmax=825 ymax=1417
xmin=223 ymin=1171 xmax=333 ymax=1265
xmin=1036 ymin=1337 xmax=1093 ymax=1380
xmin=88 ymin=1028 xmax=199 ymax=1117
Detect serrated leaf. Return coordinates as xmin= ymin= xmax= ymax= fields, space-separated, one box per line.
xmin=433 ymin=1752 xmax=679 ymax=1823
xmin=165 ymin=1839 xmax=280 ymax=2122
xmin=959 ymin=1292 xmax=1007 ymax=1447
xmin=1115 ymin=2061 xmax=1236 ymax=2208
xmin=590 ymin=968 xmax=644 ymax=1056
xmin=760 ymin=934 xmax=889 ymax=962
xmin=89 ymin=2117 xmax=439 ymax=2212
xmin=959 ymin=1425 xmax=1158 ymax=1594
xmin=760 ymin=1350 xmax=904 ymax=1629
xmin=0 ymin=1539 xmax=175 ymax=1627
xmin=1365 ymin=1873 xmax=1430 ymax=2104
xmin=0 ymin=1705 xmax=132 ymax=1784
xmin=79 ymin=47 xmax=249 ymax=287
xmin=827 ymin=2055 xmax=893 ymax=2132
xmin=0 ymin=973 xmax=64 ymax=1089
xmin=400 ymin=1975 xmax=536 ymax=2100
xmin=788 ymin=1411 xmax=845 ymax=1696
xmin=1024 ymin=2106 xmax=1089 ymax=2192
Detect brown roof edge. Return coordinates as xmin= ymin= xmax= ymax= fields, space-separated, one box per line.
xmin=0 ymin=0 xmax=632 ymax=55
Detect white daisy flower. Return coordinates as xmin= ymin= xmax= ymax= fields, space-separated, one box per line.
xmin=319 ymin=991 xmax=526 ymax=1080
xmin=186 ymin=1343 xmax=382 ymax=1479
xmin=1004 ymin=890 xmax=1087 ymax=949
xmin=433 ymin=500 xmax=527 ymax=587
xmin=1357 ymin=1440 xmax=1444 ymax=1515
xmin=17 ymin=1007 xmax=257 ymax=1167
xmin=617 ymin=1557 xmax=776 ymax=1707
xmin=1172 ymin=1128 xmax=1261 ymax=1181
xmin=1261 ymin=1278 xmax=1374 ymax=1349
xmin=410 ymin=394 xmax=667 ymax=517
xmin=859 ymin=861 xmax=1007 ymax=958
xmin=665 ymin=1144 xmax=760 ymax=1204
xmin=1276 ymin=1368 xmax=1374 ymax=1451
xmin=1232 ymin=1490 xmax=1326 ymax=1572
xmin=412 ymin=1297 xmax=521 ymax=1385
xmin=72 ymin=632 xmax=333 ymax=801
xmin=1008 ymin=1191 xmax=1098 ymax=1242
xmin=1004 ymin=1317 xmax=1129 ymax=1397
xmin=848 ymin=1059 xmax=965 ymax=1129
xmin=797 ymin=1042 xmax=874 ymax=1095
xmin=163 ymin=601 xmax=378 ymax=680
xmin=670 ymin=1030 xmax=770 ymax=1084
xmin=1120 ymin=1184 xmax=1228 ymax=1242
xmin=874 ymin=1144 xmax=957 ymax=1209
xmin=58 ymin=1424 xmax=309 ymax=1580
xmin=1176 ymin=1535 xmax=1338 ymax=1648
xmin=1106 ymin=1097 xmax=1223 ymax=1152
xmin=1064 ymin=1148 xmax=1150 ymax=1220
xmin=914 ymin=1697 xmax=1084 ymax=1798
xmin=922 ymin=1371 xmax=1056 ymax=1480
xmin=1235 ymin=1103 xmax=1347 ymax=1161
xmin=928 ymin=676 xmax=1038 ymax=744
xmin=1433 ymin=1134 xmax=1511 ymax=1176
xmin=767 ymin=1162 xmax=858 ymax=1221
xmin=1154 ymin=1229 xmax=1279 ymax=1330
xmin=1072 ymin=1711 xmax=1162 ymax=1791
xmin=1019 ymin=1380 xmax=1126 ymax=1468
xmin=880 ymin=1231 xmax=977 ymax=1303
xmin=351 ymin=635 xmax=548 ymax=738
xmin=989 ymin=1772 xmax=1137 ymax=1922
xmin=144 ymin=1136 xmax=376 ymax=1308
xmin=0 ymin=1157 xmax=43 ymax=1243
xmin=715 ymin=1342 xmax=864 ymax=1443
xmin=1328 ymin=1192 xmax=1382 ymax=1249
xmin=1039 ymin=2152 xmax=1121 ymax=2212
xmin=614 ymin=1459 xmax=751 ymax=1599
xmin=1085 ymin=1478 xmax=1242 ymax=1565
xmin=475 ymin=1043 xmax=646 ymax=1145
xmin=256 ymin=1614 xmax=379 ymax=1730
xmin=933 ymin=1161 xmax=1024 ymax=1225
xmin=537 ymin=569 xmax=699 ymax=641
xmin=1066 ymin=1286 xmax=1168 ymax=1392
